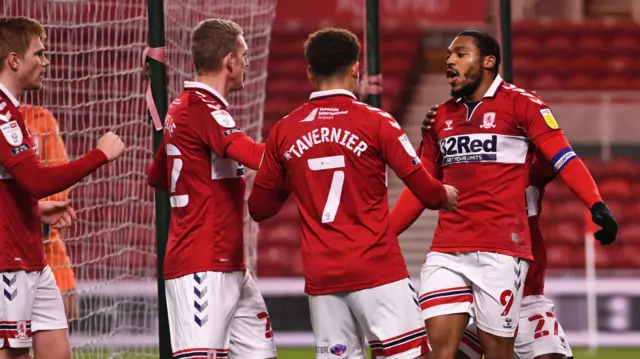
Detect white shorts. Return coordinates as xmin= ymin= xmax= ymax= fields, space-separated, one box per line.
xmin=459 ymin=296 xmax=574 ymax=359
xmin=166 ymin=271 xmax=276 ymax=359
xmin=309 ymin=278 xmax=428 ymax=359
xmin=0 ymin=266 xmax=68 ymax=348
xmin=419 ymin=251 xmax=529 ymax=337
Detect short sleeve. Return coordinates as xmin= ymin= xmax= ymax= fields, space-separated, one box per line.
xmin=253 ymin=123 xmax=286 ymax=191
xmin=376 ymin=115 xmax=422 ymax=179
xmin=190 ymin=99 xmax=248 ymax=157
xmin=0 ymin=110 xmax=37 ymax=171
xmin=514 ymin=91 xmax=562 ymax=146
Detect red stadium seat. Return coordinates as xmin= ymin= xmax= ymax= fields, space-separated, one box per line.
xmin=599 ymin=75 xmax=630 ymax=90
xmin=565 ymin=74 xmax=598 ymax=90
xmin=599 ymin=179 xmax=632 ymax=200
xmin=531 ymin=74 xmax=563 ymax=90
xmin=619 ymin=223 xmax=640 ymax=243
xmin=571 ymin=56 xmax=604 ymax=73
xmin=575 ymin=36 xmax=606 ymax=53
xmin=546 ymin=244 xmax=577 ymax=269
xmin=612 ymin=245 xmax=640 ymax=269
xmin=605 ymin=157 xmax=640 ymax=179
xmin=512 ymin=37 xmax=539 ymax=55
xmin=541 ymin=220 xmax=584 ymax=245
xmin=611 ymin=36 xmax=640 ymax=51
xmin=544 ymin=36 xmax=573 ymax=52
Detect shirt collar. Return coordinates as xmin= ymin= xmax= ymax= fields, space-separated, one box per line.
xmin=0 ymin=82 xmax=20 ymax=108
xmin=309 ymin=89 xmax=357 ymax=100
xmin=456 ymin=74 xmax=503 ymax=103
xmin=183 ymin=81 xmax=229 ymax=107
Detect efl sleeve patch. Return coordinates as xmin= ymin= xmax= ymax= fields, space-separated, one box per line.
xmin=540 ymin=108 xmax=558 ymax=129
xmin=551 ymin=147 xmax=577 ymax=172
xmin=211 ymin=109 xmax=236 ymax=128
xmin=1 ymin=121 xmax=24 ymax=146
xmin=398 ymin=134 xmax=418 ymax=158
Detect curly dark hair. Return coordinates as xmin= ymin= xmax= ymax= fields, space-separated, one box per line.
xmin=304 ymin=28 xmax=360 ymax=78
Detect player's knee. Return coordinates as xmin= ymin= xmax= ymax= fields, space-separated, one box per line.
xmin=476 ymin=332 xmax=514 ymax=359
xmin=480 ymin=345 xmax=513 ymax=359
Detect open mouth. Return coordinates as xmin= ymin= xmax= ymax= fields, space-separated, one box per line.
xmin=446 ymin=69 xmax=459 ymax=85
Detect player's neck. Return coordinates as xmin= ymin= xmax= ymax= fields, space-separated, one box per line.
xmin=316 ymin=79 xmax=354 ymax=94
xmin=194 ymin=74 xmax=228 ymax=99
xmin=0 ymin=75 xmax=23 ymax=100
xmin=465 ymin=73 xmax=496 ymax=102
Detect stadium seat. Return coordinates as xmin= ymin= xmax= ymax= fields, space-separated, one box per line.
xmin=546 ymin=244 xmax=577 ymax=269
xmin=544 ymin=36 xmax=573 ymax=52
xmin=575 ymin=36 xmax=606 ymax=53
xmin=571 ymin=56 xmax=605 ymax=74
xmin=512 ymin=37 xmax=539 ymax=55
xmin=531 ymin=74 xmax=563 ymax=90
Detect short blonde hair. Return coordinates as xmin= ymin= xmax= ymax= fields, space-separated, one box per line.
xmin=191 ymin=18 xmax=244 ymax=74
xmin=0 ymin=17 xmax=47 ymax=71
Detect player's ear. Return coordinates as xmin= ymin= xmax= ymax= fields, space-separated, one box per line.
xmin=223 ymin=52 xmax=234 ymax=73
xmin=352 ymin=61 xmax=360 ymax=79
xmin=306 ymin=66 xmax=316 ymax=85
xmin=6 ymin=52 xmax=20 ymax=71
xmin=483 ymin=55 xmax=496 ymax=72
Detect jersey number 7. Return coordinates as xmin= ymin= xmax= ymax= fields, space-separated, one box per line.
xmin=308 ymin=155 xmax=345 ymax=224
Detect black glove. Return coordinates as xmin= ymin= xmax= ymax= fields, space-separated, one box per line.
xmin=590 ymin=202 xmax=618 ymax=245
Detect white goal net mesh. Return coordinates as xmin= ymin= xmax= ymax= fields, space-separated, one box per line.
xmin=2 ymin=0 xmax=276 ymax=356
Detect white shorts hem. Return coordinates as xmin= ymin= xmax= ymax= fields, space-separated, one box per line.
xmin=5 ymin=338 xmax=32 ymax=348
xmin=475 ymin=321 xmax=516 ymax=338
xmin=231 ymin=350 xmax=278 ymax=359
xmin=31 ymin=321 xmax=68 ymax=332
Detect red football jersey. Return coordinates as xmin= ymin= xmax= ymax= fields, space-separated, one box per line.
xmin=161 ymin=81 xmax=250 ymax=279
xmin=524 ymin=153 xmax=557 ymax=296
xmin=422 ymin=75 xmax=561 ymax=259
xmin=255 ymin=89 xmax=423 ymax=295
xmin=0 ymin=83 xmax=45 ymax=271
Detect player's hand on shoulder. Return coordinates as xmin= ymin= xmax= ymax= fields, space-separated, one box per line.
xmin=97 ymin=131 xmax=125 ymax=161
xmin=422 ymin=104 xmax=439 ymax=135
xmin=443 ymin=184 xmax=458 ymax=212
xmin=590 ymin=202 xmax=618 ymax=245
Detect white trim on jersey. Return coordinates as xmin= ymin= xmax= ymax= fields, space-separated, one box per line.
xmin=183 ymin=81 xmax=229 ymax=107
xmin=0 ymin=83 xmax=20 ymax=108
xmin=439 ymin=133 xmax=529 ymax=165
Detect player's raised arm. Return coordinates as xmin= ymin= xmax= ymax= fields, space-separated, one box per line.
xmin=4 ymin=130 xmax=124 ymax=199
xmin=248 ymin=124 xmax=290 ymax=222
xmin=517 ymin=91 xmax=618 ymax=245
xmin=377 ymin=115 xmax=454 ymax=212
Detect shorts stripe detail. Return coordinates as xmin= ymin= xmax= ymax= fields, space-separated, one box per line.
xmin=419 ymin=286 xmax=473 ymax=310
xmin=369 ymin=327 xmax=427 ymax=357
xmin=173 ymin=348 xmax=228 ymax=359
xmin=461 ymin=330 xmax=483 ymax=355
xmin=0 ymin=320 xmax=32 ymax=340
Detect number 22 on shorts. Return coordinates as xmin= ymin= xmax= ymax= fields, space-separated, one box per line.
xmin=308 ymin=155 xmax=345 ymax=223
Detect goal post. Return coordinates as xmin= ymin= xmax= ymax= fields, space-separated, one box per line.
xmin=146 ymin=0 xmax=172 ymax=358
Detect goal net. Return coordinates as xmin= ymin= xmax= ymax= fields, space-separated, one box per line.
xmin=2 ymin=0 xmax=276 ymax=356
